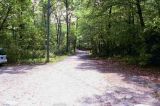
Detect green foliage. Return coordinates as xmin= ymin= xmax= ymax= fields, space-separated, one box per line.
xmin=75 ymin=0 xmax=160 ymax=66
xmin=0 ymin=0 xmax=77 ymax=63
xmin=141 ymin=17 xmax=160 ymax=65
xmin=0 ymin=0 xmax=159 ymax=66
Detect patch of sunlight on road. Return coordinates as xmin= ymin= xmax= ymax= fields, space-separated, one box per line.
xmin=0 ymin=51 xmax=159 ymax=106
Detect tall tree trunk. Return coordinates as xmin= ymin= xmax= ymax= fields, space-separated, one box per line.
xmin=65 ymin=0 xmax=69 ymax=52
xmin=32 ymin=0 xmax=36 ymax=61
xmin=46 ymin=0 xmax=51 ymax=62
xmin=56 ymin=17 xmax=59 ymax=46
xmin=59 ymin=19 xmax=62 ymax=47
xmin=128 ymin=3 xmax=135 ymax=25
xmin=57 ymin=17 xmax=62 ymax=50
xmin=108 ymin=7 xmax=112 ymax=29
xmin=136 ymin=0 xmax=145 ymax=29
xmin=106 ymin=6 xmax=112 ymax=55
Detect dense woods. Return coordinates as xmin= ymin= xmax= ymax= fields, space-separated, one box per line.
xmin=0 ymin=0 xmax=77 ymax=63
xmin=0 ymin=0 xmax=160 ymax=66
xmin=77 ymin=0 xmax=160 ymax=66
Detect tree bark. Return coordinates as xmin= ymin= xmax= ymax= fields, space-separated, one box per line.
xmin=136 ymin=0 xmax=145 ymax=29
xmin=128 ymin=2 xmax=135 ymax=25
xmin=59 ymin=19 xmax=62 ymax=47
xmin=65 ymin=0 xmax=69 ymax=52
xmin=55 ymin=16 xmax=59 ymax=46
xmin=46 ymin=0 xmax=51 ymax=62
xmin=108 ymin=7 xmax=112 ymax=29
xmin=57 ymin=17 xmax=62 ymax=50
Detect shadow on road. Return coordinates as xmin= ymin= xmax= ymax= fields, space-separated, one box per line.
xmin=76 ymin=50 xmax=160 ymax=87
xmin=0 ymin=50 xmax=159 ymax=105
xmin=0 ymin=65 xmax=36 ymax=75
xmin=78 ymin=86 xmax=160 ymax=106
xmin=76 ymin=50 xmax=160 ymax=105
xmin=76 ymin=50 xmax=90 ymax=60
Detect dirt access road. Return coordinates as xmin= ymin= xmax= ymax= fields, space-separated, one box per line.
xmin=0 ymin=50 xmax=159 ymax=106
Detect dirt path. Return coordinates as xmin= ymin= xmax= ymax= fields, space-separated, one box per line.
xmin=0 ymin=51 xmax=159 ymax=106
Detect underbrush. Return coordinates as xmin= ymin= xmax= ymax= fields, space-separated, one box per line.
xmin=7 ymin=55 xmax=68 ymax=65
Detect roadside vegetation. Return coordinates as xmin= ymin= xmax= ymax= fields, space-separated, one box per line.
xmin=77 ymin=0 xmax=160 ymax=66
xmin=0 ymin=0 xmax=76 ymax=64
xmin=15 ymin=55 xmax=67 ymax=65
xmin=0 ymin=0 xmax=160 ymax=67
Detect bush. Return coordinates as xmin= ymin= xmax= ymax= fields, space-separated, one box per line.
xmin=141 ymin=18 xmax=160 ymax=65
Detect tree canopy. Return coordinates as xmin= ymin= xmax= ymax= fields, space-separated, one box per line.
xmin=76 ymin=0 xmax=160 ymax=66
xmin=0 ymin=0 xmax=160 ymax=65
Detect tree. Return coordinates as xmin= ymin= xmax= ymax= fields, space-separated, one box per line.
xmin=46 ymin=0 xmax=51 ymax=62
xmin=75 ymin=0 xmax=160 ymax=65
xmin=64 ymin=0 xmax=70 ymax=52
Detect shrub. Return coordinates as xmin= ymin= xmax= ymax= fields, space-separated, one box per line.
xmin=141 ymin=17 xmax=160 ymax=65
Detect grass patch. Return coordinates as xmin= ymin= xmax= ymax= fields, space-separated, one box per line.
xmin=49 ymin=55 xmax=68 ymax=63
xmin=8 ymin=55 xmax=68 ymax=65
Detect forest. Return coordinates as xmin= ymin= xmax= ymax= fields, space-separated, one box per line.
xmin=0 ymin=0 xmax=160 ymax=105
xmin=0 ymin=0 xmax=160 ymax=66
